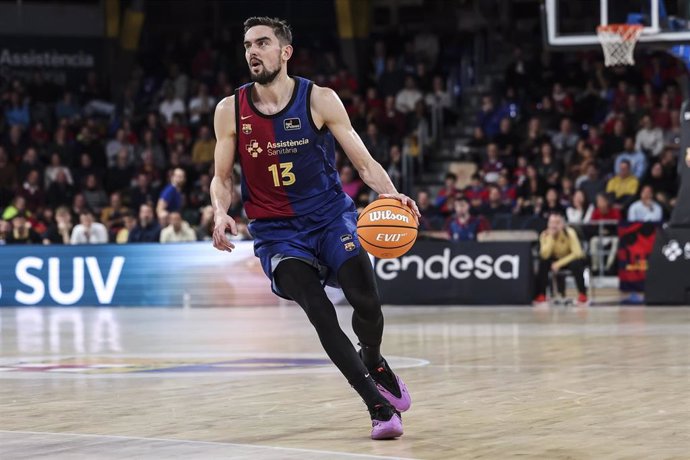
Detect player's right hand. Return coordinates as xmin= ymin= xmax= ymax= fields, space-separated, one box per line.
xmin=212 ymin=213 xmax=238 ymax=252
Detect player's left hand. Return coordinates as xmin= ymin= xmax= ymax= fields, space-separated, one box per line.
xmin=551 ymin=262 xmax=560 ymax=272
xmin=379 ymin=193 xmax=421 ymax=225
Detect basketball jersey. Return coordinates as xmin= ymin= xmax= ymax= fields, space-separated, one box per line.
xmin=235 ymin=76 xmax=342 ymax=219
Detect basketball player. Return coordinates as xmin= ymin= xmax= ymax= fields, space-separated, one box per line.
xmin=210 ymin=17 xmax=420 ymax=439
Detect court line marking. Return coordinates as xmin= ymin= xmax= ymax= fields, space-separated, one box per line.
xmin=0 ymin=429 xmax=418 ymax=460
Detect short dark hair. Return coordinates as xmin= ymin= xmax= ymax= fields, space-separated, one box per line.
xmin=243 ymin=17 xmax=292 ymax=45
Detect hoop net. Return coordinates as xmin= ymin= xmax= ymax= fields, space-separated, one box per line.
xmin=597 ymin=24 xmax=644 ymax=67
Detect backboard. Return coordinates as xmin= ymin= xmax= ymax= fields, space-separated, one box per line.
xmin=543 ymin=0 xmax=690 ymax=49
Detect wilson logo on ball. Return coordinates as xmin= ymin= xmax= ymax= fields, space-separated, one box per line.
xmin=376 ymin=233 xmax=407 ymax=242
xmin=368 ymin=210 xmax=410 ymax=223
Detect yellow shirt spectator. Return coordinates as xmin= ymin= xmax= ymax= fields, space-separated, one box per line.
xmin=606 ymin=175 xmax=639 ymax=199
xmin=539 ymin=226 xmax=584 ymax=270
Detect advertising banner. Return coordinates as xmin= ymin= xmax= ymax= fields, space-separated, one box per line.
xmin=0 ymin=36 xmax=102 ymax=85
xmin=645 ymin=227 xmax=690 ymax=305
xmin=374 ymin=241 xmax=534 ymax=305
xmin=617 ymin=222 xmax=659 ymax=292
xmin=0 ymin=242 xmax=282 ymax=307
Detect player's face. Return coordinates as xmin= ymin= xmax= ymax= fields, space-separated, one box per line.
xmin=244 ymin=26 xmax=288 ymax=85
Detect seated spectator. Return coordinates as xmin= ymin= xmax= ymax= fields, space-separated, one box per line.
xmin=435 ymin=172 xmax=459 ymax=215
xmin=424 ymin=75 xmax=453 ymax=125
xmin=519 ymin=117 xmax=547 ymax=158
xmin=55 ymin=91 xmax=81 ymax=121
xmin=560 ymin=176 xmax=575 ymax=208
xmin=362 ymin=123 xmax=389 ymax=165
xmin=496 ymin=173 xmax=517 ymax=208
xmin=635 ymin=114 xmax=663 ymax=157
xmin=6 ymin=212 xmax=41 ymax=244
xmin=481 ymin=143 xmax=504 ymax=184
xmin=535 ymin=188 xmax=565 ymax=219
xmin=82 ymin=174 xmax=108 ymax=215
xmin=156 ymin=167 xmax=186 ymax=226
xmin=642 ymin=162 xmax=677 ymax=199
xmin=0 ymin=219 xmax=10 ymax=244
xmin=515 ymin=165 xmax=545 ymax=215
xmin=101 ymin=192 xmax=130 ymax=236
xmin=0 ymin=149 xmax=18 ymax=200
xmin=2 ymin=196 xmax=28 ymax=221
xmin=166 ymin=114 xmax=192 ymax=148
xmin=339 ymin=165 xmax=363 ymax=201
xmin=476 ymin=95 xmax=501 ymax=138
xmin=191 ymin=125 xmax=216 ymax=169
xmin=394 ymin=75 xmax=422 ymax=114
xmin=535 ymin=141 xmax=562 ymax=180
xmin=551 ymin=117 xmax=579 ymax=156
xmin=135 ymin=129 xmax=166 ymax=170
xmin=464 ymin=173 xmax=488 ymax=205
xmin=5 ymin=91 xmax=30 ymax=128
xmin=19 ymin=169 xmax=45 ymax=213
xmin=467 ymin=126 xmax=488 ymax=150
xmin=116 ymin=211 xmax=137 ymax=244
xmin=377 ymin=96 xmax=406 ymax=141
xmin=492 ymin=118 xmax=519 ymax=157
xmin=188 ymin=83 xmax=216 ymax=126
xmin=42 ymin=206 xmax=74 ymax=245
xmin=44 ymin=153 xmax=74 ymax=188
xmin=534 ymin=213 xmax=588 ymax=304
xmin=416 ymin=189 xmax=443 ymax=231
xmin=447 ymin=197 xmax=489 ymax=242
xmin=106 ymin=129 xmax=133 ymax=168
xmin=627 ymin=185 xmax=663 ymax=222
xmin=128 ymin=204 xmax=161 ymax=242
xmin=106 ymin=149 xmax=136 ymax=194
xmin=577 ymin=163 xmax=606 ymax=204
xmin=479 ymin=185 xmax=512 ymax=218
xmin=606 ymin=160 xmax=639 ymax=206
xmin=614 ymin=137 xmax=647 ymax=179
xmin=70 ymin=210 xmax=108 ymax=244
xmin=195 ymin=205 xmax=214 ymax=241
xmin=566 ymin=190 xmax=593 ymax=224
xmin=160 ymin=211 xmax=197 ymax=243
xmin=159 ymin=86 xmax=185 ymax=124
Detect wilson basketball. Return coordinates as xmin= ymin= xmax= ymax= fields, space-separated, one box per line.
xmin=357 ymin=198 xmax=418 ymax=259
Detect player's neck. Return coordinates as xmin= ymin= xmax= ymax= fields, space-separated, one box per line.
xmin=253 ymin=73 xmax=294 ymax=107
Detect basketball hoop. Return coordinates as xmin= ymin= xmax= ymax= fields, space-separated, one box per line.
xmin=597 ymin=24 xmax=644 ymax=67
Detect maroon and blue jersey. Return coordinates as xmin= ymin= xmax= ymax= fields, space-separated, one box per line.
xmin=235 ymin=76 xmax=342 ymax=219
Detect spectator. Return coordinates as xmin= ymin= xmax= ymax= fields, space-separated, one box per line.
xmin=447 ymin=197 xmax=489 ymax=242
xmin=106 ymin=149 xmax=136 ymax=194
xmin=42 ymin=206 xmax=74 ymax=245
xmin=606 ymin=159 xmax=639 ymax=205
xmin=100 ymin=191 xmax=129 ymax=236
xmin=5 ymin=91 xmax=30 ymax=128
xmin=493 ymin=118 xmax=519 ymax=157
xmin=635 ymin=114 xmax=663 ymax=157
xmin=362 ymin=122 xmax=389 ymax=165
xmin=516 ymin=164 xmax=545 ymax=215
xmin=70 ymin=210 xmax=108 ymax=244
xmin=481 ymin=143 xmax=504 ymax=184
xmin=6 ymin=212 xmax=41 ymax=244
xmin=496 ymin=173 xmax=517 ymax=208
xmin=116 ymin=211 xmax=137 ymax=243
xmin=0 ymin=149 xmax=18 ymax=201
xmin=378 ymin=56 xmax=405 ymax=97
xmin=166 ymin=114 xmax=192 ymax=148
xmin=106 ymin=129 xmax=133 ymax=168
xmin=435 ymin=172 xmax=459 ymax=215
xmin=535 ymin=141 xmax=562 ymax=180
xmin=577 ymin=163 xmax=606 ymax=204
xmin=627 ymin=185 xmax=663 ymax=222
xmin=191 ymin=125 xmax=216 ymax=168
xmin=589 ymin=193 xmax=621 ymax=273
xmin=534 ymin=213 xmax=588 ymax=304
xmin=136 ymin=129 xmax=166 ymax=170
xmin=378 ymin=96 xmax=406 ymax=141
xmin=45 ymin=152 xmax=74 ymax=188
xmin=2 ymin=195 xmax=28 ymax=221
xmin=467 ymin=126 xmax=488 ymax=150
xmin=566 ymin=190 xmax=593 ymax=224
xmin=551 ymin=117 xmax=579 ymax=157
xmin=476 ymin=95 xmax=502 ymax=138
xmin=479 ymin=185 xmax=512 ymax=218
xmin=160 ymin=211 xmax=197 ymax=243
xmin=424 ymin=75 xmax=453 ymax=125
xmin=128 ymin=204 xmax=161 ymax=243
xmin=46 ymin=170 xmax=75 ymax=208
xmin=520 ymin=117 xmax=547 ymax=158
xmin=464 ymin=173 xmax=488 ymax=212
xmin=83 ymin=174 xmax=108 ymax=214
xmin=535 ymin=187 xmax=566 ymax=219
xmin=19 ymin=169 xmax=45 ymax=212
xmin=614 ymin=137 xmax=647 ymax=179
xmin=625 ymin=93 xmax=646 ymax=133
xmin=0 ymin=219 xmax=11 ymax=244
xmin=188 ymin=83 xmax=216 ymax=126
xmin=416 ymin=189 xmax=442 ymax=231
xmin=129 ymin=172 xmax=157 ymax=212
xmin=156 ymin=167 xmax=186 ymax=226
xmin=642 ymin=162 xmax=676 ymax=199
xmin=195 ymin=205 xmax=214 ymax=241
xmin=159 ymin=86 xmax=186 ymax=124
xmin=18 ymin=147 xmax=43 ymax=183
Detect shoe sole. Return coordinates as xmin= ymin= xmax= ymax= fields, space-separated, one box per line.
xmin=371 ymin=414 xmax=403 ymax=440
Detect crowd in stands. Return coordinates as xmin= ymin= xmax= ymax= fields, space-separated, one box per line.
xmin=418 ymin=49 xmax=683 ymax=244
xmin=0 ymin=28 xmax=684 ymax=248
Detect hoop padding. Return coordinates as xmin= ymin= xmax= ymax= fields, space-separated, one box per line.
xmin=597 ymin=24 xmax=644 ymax=67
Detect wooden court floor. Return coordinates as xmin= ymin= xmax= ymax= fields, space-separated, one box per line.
xmin=0 ymin=305 xmax=688 ymax=459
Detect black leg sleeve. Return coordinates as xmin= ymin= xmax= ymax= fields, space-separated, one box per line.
xmin=536 ymin=258 xmax=552 ymax=296
xmin=564 ymin=258 xmax=587 ymax=295
xmin=274 ymin=258 xmax=386 ymax=408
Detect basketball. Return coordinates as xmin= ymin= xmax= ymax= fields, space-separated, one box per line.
xmin=357 ymin=198 xmax=418 ymax=259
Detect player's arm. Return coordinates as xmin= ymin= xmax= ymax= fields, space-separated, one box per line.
xmin=311 ymin=85 xmax=420 ymax=219
xmin=210 ymin=96 xmax=239 ymax=252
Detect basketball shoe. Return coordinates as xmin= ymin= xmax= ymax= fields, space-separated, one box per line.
xmin=359 ymin=351 xmax=412 ymax=412
xmin=369 ymin=403 xmax=403 ymax=440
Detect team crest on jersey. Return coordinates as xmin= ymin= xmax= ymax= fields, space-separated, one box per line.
xmin=344 ymin=241 xmax=356 ymax=252
xmin=340 ymin=234 xmax=353 ymax=242
xmin=284 ymin=118 xmax=301 ymax=131
xmin=242 ymin=123 xmax=252 ymax=135
xmin=246 ymin=140 xmax=263 ymax=158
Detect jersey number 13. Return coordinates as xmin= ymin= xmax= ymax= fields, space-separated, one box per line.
xmin=268 ymin=162 xmax=296 ymax=187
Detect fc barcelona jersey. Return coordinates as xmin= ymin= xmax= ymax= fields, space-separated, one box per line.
xmin=235 ymin=76 xmax=342 ymax=219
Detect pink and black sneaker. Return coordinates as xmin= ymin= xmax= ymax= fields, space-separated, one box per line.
xmin=368 ymin=356 xmax=412 ymax=413
xmin=369 ymin=403 xmax=403 ymax=440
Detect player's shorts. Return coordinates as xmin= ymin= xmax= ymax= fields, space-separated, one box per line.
xmin=249 ymin=192 xmax=362 ymax=300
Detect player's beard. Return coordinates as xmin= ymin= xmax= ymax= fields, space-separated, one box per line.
xmin=251 ymin=63 xmax=281 ymax=85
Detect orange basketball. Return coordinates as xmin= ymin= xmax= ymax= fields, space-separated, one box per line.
xmin=357 ymin=198 xmax=418 ymax=259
